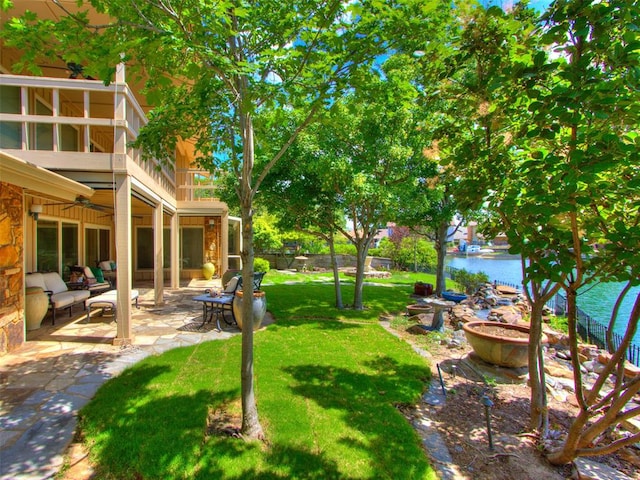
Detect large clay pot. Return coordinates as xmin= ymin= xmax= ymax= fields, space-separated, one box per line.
xmin=25 ymin=287 xmax=49 ymax=331
xmin=233 ymin=290 xmax=267 ymax=331
xmin=202 ymin=262 xmax=216 ymax=280
xmin=463 ymin=321 xmax=547 ymax=368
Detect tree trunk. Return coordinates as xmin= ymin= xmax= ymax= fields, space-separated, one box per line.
xmin=328 ymin=236 xmax=344 ymax=309
xmin=528 ymin=301 xmax=548 ymax=433
xmin=434 ymin=220 xmax=448 ymax=296
xmin=352 ymin=241 xmax=368 ymax=310
xmin=548 ymin=292 xmax=640 ymax=465
xmin=238 ymin=96 xmax=263 ymax=440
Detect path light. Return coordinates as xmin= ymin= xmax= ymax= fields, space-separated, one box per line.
xmin=436 ymin=363 xmax=446 ymax=396
xmin=480 ymin=395 xmax=494 ymax=451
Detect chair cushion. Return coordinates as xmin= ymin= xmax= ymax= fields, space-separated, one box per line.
xmin=50 ymin=291 xmax=76 ymax=308
xmin=70 ymin=290 xmax=91 ymax=302
xmin=83 ymin=266 xmax=96 ymax=280
xmin=223 ymin=276 xmax=240 ymax=294
xmin=99 ymin=261 xmax=112 ymax=271
xmin=42 ymin=272 xmax=69 ymax=295
xmin=25 ymin=273 xmax=47 ymax=290
xmin=90 ymin=267 xmax=105 ymax=283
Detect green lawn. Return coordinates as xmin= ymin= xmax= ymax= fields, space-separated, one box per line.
xmin=78 ymin=273 xmax=442 ymax=479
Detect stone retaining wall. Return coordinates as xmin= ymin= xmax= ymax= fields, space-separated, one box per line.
xmin=258 ymin=254 xmax=391 ymax=271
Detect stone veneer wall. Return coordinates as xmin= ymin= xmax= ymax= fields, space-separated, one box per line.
xmin=0 ymin=182 xmax=24 ymax=355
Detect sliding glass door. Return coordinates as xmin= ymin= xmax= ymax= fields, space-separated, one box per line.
xmin=36 ymin=221 xmax=79 ymax=276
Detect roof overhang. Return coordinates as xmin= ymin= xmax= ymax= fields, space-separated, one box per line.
xmin=0 ymin=151 xmax=94 ymax=201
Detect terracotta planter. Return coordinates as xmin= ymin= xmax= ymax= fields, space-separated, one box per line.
xmin=462 ymin=321 xmax=547 ymax=368
xmin=25 ymin=287 xmax=49 ymax=330
xmin=233 ymin=290 xmax=267 ymax=331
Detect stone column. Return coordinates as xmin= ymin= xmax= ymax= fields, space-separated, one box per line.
xmin=0 ymin=183 xmax=25 ymax=355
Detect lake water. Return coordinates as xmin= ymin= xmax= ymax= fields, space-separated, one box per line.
xmin=446 ymin=255 xmax=640 ymax=344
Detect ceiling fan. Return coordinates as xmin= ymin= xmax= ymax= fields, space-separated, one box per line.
xmin=37 ymin=62 xmax=95 ymax=80
xmin=47 ymin=196 xmax=113 ymax=212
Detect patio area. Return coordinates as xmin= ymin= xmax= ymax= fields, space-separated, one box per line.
xmin=0 ymin=279 xmax=266 ymax=480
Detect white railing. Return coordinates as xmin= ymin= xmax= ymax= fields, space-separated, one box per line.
xmin=175 ymin=168 xmax=221 ymax=202
xmin=0 ymin=74 xmax=175 ymax=196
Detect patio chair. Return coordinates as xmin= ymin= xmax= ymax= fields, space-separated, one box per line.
xmin=204 ymin=272 xmax=266 ymax=325
xmin=98 ymin=260 xmax=117 ymax=287
xmin=69 ymin=265 xmax=112 ymax=295
xmin=25 ymin=272 xmax=91 ymax=324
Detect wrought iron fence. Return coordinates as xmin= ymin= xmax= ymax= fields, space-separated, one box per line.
xmin=548 ymin=292 xmax=640 ymax=367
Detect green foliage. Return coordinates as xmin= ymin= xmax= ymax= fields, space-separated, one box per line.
xmin=253 ymin=257 xmax=270 ymax=273
xmin=450 ymin=268 xmax=489 ymax=294
xmin=548 ymin=315 xmax=568 ymax=335
xmin=253 ymin=214 xmax=283 ymax=253
xmin=377 ymin=237 xmax=437 ymax=271
xmin=333 ymin=241 xmax=357 ymax=256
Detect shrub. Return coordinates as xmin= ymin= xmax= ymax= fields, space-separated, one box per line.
xmin=254 ymin=257 xmax=271 ymax=273
xmin=377 ymin=236 xmax=437 ymax=271
xmin=451 ymin=268 xmax=489 ymax=294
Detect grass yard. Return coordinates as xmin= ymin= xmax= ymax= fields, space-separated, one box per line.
xmin=78 ymin=272 xmax=444 ymax=479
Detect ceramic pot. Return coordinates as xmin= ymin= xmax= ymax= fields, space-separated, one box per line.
xmin=25 ymin=287 xmax=49 ymax=330
xmin=463 ymin=321 xmax=547 ymax=368
xmin=202 ymin=262 xmax=216 ymax=280
xmin=233 ymin=290 xmax=267 ymax=331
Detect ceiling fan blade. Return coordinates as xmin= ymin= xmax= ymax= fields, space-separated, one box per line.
xmin=87 ymin=204 xmax=109 ymax=212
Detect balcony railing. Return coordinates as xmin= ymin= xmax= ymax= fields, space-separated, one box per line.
xmin=0 ymin=74 xmax=175 ymax=197
xmin=176 ymin=168 xmax=221 ymax=202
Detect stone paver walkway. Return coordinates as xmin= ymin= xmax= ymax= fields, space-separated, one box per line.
xmin=0 ymin=282 xmax=243 ymax=480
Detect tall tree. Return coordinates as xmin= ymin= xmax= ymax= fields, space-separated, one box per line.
xmin=428 ymin=2 xmax=560 ymax=433
xmin=2 ymin=0 xmax=399 ymax=439
xmin=526 ymin=0 xmax=640 ymax=463
xmin=261 ymin=57 xmax=438 ymax=309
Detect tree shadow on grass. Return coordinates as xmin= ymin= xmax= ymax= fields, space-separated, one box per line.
xmin=279 ymin=358 xmax=433 ymax=480
xmin=80 ymin=355 xmax=434 ymax=479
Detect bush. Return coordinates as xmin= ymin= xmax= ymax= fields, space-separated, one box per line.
xmin=377 ymin=237 xmax=437 ymax=271
xmin=451 ymin=268 xmax=489 ymax=294
xmin=254 ymin=257 xmax=271 ymax=273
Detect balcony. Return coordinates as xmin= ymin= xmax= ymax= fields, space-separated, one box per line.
xmin=0 ymin=74 xmax=176 ymax=197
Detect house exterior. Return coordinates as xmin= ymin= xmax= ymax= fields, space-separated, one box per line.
xmin=0 ymin=2 xmax=240 ymax=354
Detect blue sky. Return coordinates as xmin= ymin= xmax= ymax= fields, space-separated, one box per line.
xmin=482 ymin=0 xmax=552 ymax=11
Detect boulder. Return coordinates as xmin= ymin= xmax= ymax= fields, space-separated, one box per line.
xmin=488 ymin=305 xmax=524 ymax=324
xmin=544 ymin=363 xmax=574 ymax=379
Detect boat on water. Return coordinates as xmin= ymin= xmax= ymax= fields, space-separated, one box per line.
xmin=442 ymin=291 xmax=468 ymax=303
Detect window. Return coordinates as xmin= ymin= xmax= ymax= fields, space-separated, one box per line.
xmin=181 ymin=228 xmax=203 ymax=269
xmin=32 ymin=98 xmax=53 ymax=151
xmin=36 ymin=220 xmax=80 ymax=275
xmin=60 ymin=124 xmax=79 ymax=151
xmin=36 ymin=221 xmax=59 ymax=273
xmin=0 ymin=86 xmax=21 ymax=149
xmin=228 ymin=217 xmax=242 ymax=269
xmin=136 ymin=227 xmax=171 ymax=269
xmin=85 ymin=227 xmax=110 ymax=266
xmin=62 ymin=223 xmax=79 ymax=269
